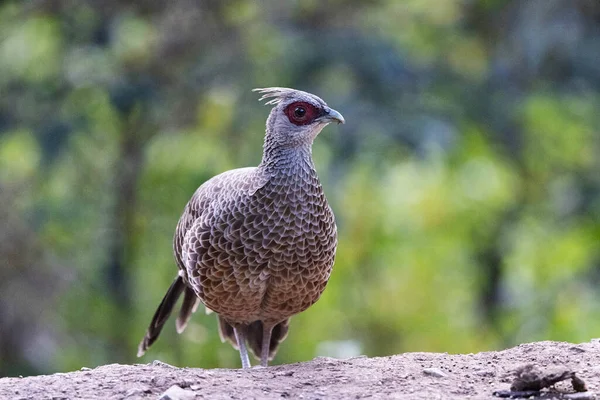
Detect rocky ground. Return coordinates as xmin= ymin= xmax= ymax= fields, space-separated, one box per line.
xmin=1 ymin=340 xmax=599 ymax=399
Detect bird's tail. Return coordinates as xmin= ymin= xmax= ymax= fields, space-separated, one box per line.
xmin=176 ymin=284 xmax=201 ymax=333
xmin=217 ymin=316 xmax=290 ymax=362
xmin=137 ymin=275 xmax=200 ymax=357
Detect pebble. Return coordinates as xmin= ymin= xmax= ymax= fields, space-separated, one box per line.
xmin=423 ymin=368 xmax=448 ymax=378
xmin=152 ymin=360 xmax=177 ymax=368
xmin=159 ymin=385 xmax=196 ymax=400
xmin=274 ymin=371 xmax=295 ymax=377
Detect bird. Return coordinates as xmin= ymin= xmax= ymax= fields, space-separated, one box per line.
xmin=137 ymin=87 xmax=345 ymax=369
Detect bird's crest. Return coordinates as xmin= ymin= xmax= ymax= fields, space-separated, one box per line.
xmin=252 ymin=87 xmax=297 ymax=105
xmin=253 ymin=87 xmax=324 ymax=107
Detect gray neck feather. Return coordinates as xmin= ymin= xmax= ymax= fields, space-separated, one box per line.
xmin=260 ymin=117 xmax=314 ymax=175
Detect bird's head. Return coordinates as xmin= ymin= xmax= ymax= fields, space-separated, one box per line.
xmin=254 ymin=87 xmax=344 ymax=149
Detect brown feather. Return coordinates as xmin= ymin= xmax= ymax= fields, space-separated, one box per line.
xmin=176 ymin=286 xmax=200 ymax=334
xmin=137 ymin=276 xmax=185 ymax=357
xmin=217 ymin=315 xmax=237 ymax=348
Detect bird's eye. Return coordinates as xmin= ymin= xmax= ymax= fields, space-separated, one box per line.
xmin=285 ymin=102 xmax=319 ymax=126
xmin=294 ymin=107 xmax=306 ymax=118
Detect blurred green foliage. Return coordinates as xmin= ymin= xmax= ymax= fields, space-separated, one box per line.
xmin=1 ymin=0 xmax=600 ymax=376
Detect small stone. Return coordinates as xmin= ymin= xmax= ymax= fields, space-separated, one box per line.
xmin=159 ymin=385 xmax=196 ymax=400
xmin=80 ymin=367 xmax=92 ymax=371
xmin=423 ymin=368 xmax=448 ymax=378
xmin=152 ymin=360 xmax=176 ymax=368
xmin=274 ymin=370 xmax=294 ymax=377
xmin=570 ymin=346 xmax=586 ymax=354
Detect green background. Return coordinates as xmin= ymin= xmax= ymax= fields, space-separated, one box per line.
xmin=1 ymin=0 xmax=600 ymax=376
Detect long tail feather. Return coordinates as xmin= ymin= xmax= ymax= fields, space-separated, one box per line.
xmin=217 ymin=315 xmax=238 ymax=349
xmin=137 ymin=276 xmax=185 ymax=357
xmin=176 ymin=287 xmax=200 ymax=333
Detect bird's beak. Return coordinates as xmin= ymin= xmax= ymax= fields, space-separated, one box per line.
xmin=321 ymin=108 xmax=345 ymax=124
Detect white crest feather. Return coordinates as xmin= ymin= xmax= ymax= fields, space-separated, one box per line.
xmin=252 ymin=87 xmax=326 ymax=107
xmin=252 ymin=87 xmax=297 ymax=105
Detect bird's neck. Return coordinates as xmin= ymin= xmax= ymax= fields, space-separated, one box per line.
xmin=260 ymin=140 xmax=315 ymax=176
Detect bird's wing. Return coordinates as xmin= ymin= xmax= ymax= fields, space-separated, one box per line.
xmin=140 ymin=167 xmax=270 ymax=354
xmin=174 ymin=166 xmax=270 ymax=320
xmin=173 ymin=166 xmax=269 ymax=275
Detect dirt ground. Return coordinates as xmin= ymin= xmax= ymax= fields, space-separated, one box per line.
xmin=1 ymin=340 xmax=599 ymax=399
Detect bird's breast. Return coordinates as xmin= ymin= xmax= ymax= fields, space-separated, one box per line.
xmin=190 ymin=168 xmax=337 ymax=322
xmin=249 ymin=176 xmax=337 ymax=264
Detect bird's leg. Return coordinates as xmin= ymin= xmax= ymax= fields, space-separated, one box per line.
xmin=260 ymin=322 xmax=275 ymax=367
xmin=233 ymin=325 xmax=251 ymax=369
